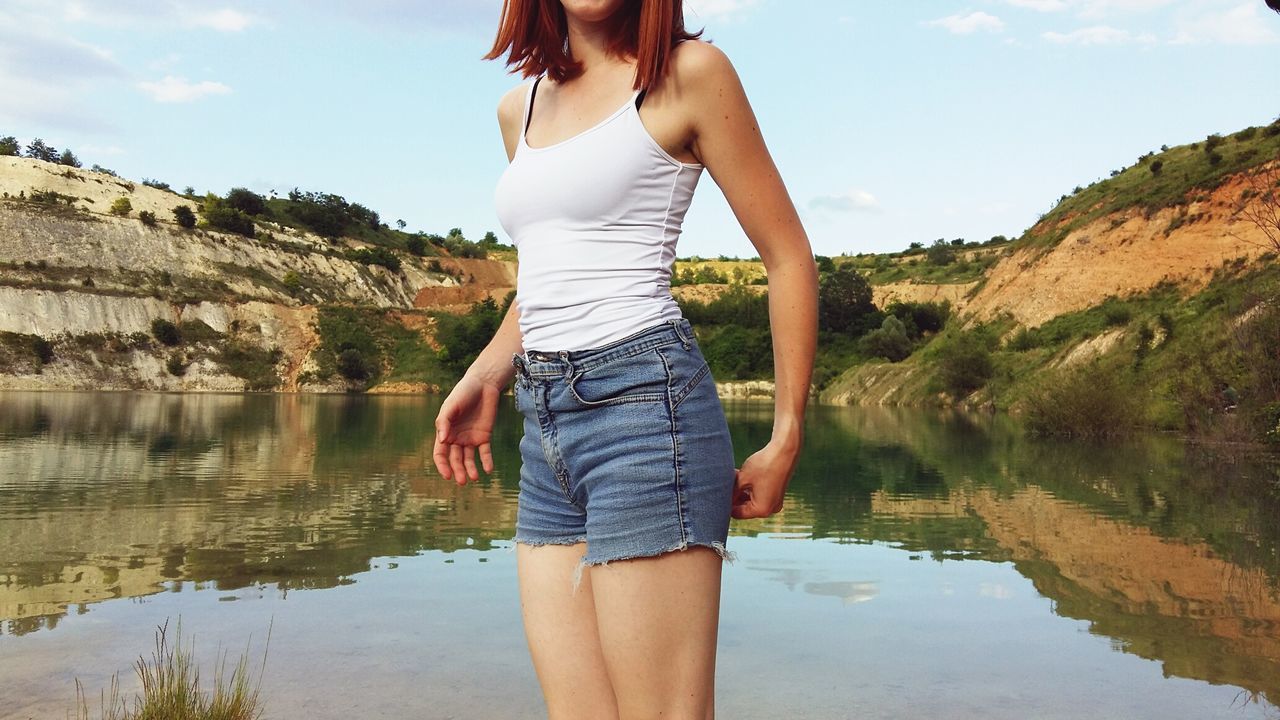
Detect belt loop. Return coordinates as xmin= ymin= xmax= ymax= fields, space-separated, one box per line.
xmin=511 ymin=352 xmax=529 ymax=386
xmin=670 ymin=318 xmax=692 ymax=350
xmin=558 ymin=350 xmax=573 ymax=378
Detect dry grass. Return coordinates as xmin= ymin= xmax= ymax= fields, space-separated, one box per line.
xmin=70 ymin=617 xmax=272 ymax=720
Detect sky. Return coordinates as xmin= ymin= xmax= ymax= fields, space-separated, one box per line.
xmin=0 ymin=0 xmax=1277 ymax=258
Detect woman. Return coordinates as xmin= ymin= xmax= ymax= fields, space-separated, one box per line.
xmin=432 ymin=0 xmax=817 ymax=716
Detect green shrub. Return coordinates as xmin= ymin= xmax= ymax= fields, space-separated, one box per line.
xmin=142 ymin=178 xmax=171 ymax=191
xmin=109 ymin=197 xmax=132 ymax=217
xmin=699 ymin=324 xmax=774 ymax=380
xmin=138 ymin=210 xmax=157 ymax=227
xmin=677 ymin=284 xmax=770 ymax=328
xmin=817 ymin=266 xmax=877 ymax=335
xmin=935 ymin=327 xmax=996 ymax=398
xmin=926 ymin=239 xmax=956 ymax=266
xmin=165 ymin=352 xmax=187 ymax=376
xmin=406 ymin=236 xmax=427 ymax=256
xmin=178 ymin=319 xmax=221 ymax=343
xmin=860 ymin=315 xmax=912 ymax=362
xmin=1024 ymin=360 xmax=1148 ymax=437
xmin=1103 ymin=303 xmax=1132 ymax=326
xmin=345 ymin=246 xmax=401 ymax=273
xmin=202 ymin=201 xmax=256 ymax=238
xmin=0 ymin=136 xmax=18 ymax=156
xmin=886 ymin=300 xmax=950 ymax=336
xmin=150 ymin=318 xmax=182 ymax=346
xmin=217 ymin=341 xmax=281 ymax=390
xmin=337 ymin=348 xmax=373 ymax=380
xmin=432 ymin=296 xmax=506 ymax=374
xmin=31 ymin=336 xmax=54 ymax=364
xmin=173 ymin=205 xmax=197 ymax=228
xmin=1006 ymin=327 xmax=1042 ymax=352
xmin=224 ymin=187 xmax=266 ymax=215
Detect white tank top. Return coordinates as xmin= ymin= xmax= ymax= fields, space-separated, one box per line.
xmin=493 ymin=71 xmax=704 ymax=352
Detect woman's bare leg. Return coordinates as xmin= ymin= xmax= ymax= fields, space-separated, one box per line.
xmin=588 ymin=546 xmax=724 ymax=720
xmin=516 ymin=542 xmax=620 ymax=720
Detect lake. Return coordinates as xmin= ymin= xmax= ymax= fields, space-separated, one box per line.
xmin=1 ymin=391 xmax=1278 ymax=719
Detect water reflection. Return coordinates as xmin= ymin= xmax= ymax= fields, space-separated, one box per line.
xmin=1 ymin=392 xmax=1278 ymax=712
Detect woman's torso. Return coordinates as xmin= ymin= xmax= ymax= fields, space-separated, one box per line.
xmin=494 ymin=71 xmax=704 ymax=353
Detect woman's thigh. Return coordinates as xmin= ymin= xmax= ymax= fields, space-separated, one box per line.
xmin=589 ymin=546 xmax=724 ymax=720
xmin=516 ymin=542 xmax=619 ymax=720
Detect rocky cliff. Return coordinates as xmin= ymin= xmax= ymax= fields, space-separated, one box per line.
xmin=0 ymin=156 xmax=515 ymax=392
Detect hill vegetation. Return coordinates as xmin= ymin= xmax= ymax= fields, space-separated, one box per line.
xmin=2 ymin=117 xmax=1278 ymax=445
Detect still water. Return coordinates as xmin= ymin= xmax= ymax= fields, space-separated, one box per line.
xmin=1 ymin=392 xmax=1278 ymax=719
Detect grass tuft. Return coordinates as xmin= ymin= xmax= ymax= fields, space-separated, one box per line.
xmin=70 ymin=616 xmax=271 ymax=720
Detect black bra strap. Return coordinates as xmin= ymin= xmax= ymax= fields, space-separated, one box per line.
xmin=524 ymin=75 xmax=543 ymax=136
xmin=635 ymin=87 xmax=647 ymax=111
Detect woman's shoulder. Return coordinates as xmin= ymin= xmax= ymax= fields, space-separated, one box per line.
xmin=667 ymin=39 xmax=738 ymax=89
xmin=497 ymin=77 xmax=534 ymax=128
xmin=496 ymin=76 xmax=538 ymax=157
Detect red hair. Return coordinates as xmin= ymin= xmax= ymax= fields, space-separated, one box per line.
xmin=483 ymin=0 xmax=704 ymax=90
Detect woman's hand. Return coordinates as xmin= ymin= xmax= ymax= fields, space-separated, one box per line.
xmin=730 ymin=438 xmax=800 ymax=519
xmin=432 ymin=373 xmax=504 ymax=485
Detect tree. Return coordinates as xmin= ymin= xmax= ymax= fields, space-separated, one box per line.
xmin=224 ymin=187 xmax=266 ymax=215
xmin=926 ymin=238 xmax=956 ymax=266
xmin=448 ymin=227 xmax=463 ymax=238
xmin=173 ymin=205 xmax=197 ymax=228
xmin=201 ymin=193 xmax=256 ymax=238
xmin=151 ymin=318 xmax=182 ymax=346
xmin=24 ymin=138 xmax=59 ymax=162
xmin=861 ymin=315 xmax=912 ymax=362
xmin=396 ymin=219 xmax=407 ymax=230
xmin=814 ymin=255 xmax=836 ymax=273
xmin=1232 ymin=159 xmax=1280 ymax=252
xmin=481 ymin=231 xmax=499 ymax=245
xmin=58 ymin=149 xmax=81 ymax=168
xmin=109 ymin=197 xmax=132 ymax=217
xmin=406 ymin=235 xmax=427 ymax=256
xmin=0 ymin=136 xmax=19 ymax=156
xmin=937 ymin=329 xmax=995 ymax=398
xmin=817 ymin=266 xmax=876 ymax=335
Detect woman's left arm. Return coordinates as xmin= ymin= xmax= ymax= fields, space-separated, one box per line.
xmin=682 ymin=42 xmax=819 ymax=520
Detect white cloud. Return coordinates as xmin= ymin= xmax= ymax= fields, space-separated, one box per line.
xmin=137 ymin=76 xmax=232 ymax=103
xmin=1004 ymin=0 xmax=1176 ymax=17
xmin=927 ymin=11 xmax=1006 ymax=34
xmin=810 ymin=189 xmax=881 ymax=214
xmin=1172 ymin=1 xmax=1279 ymax=45
xmin=0 ymin=20 xmax=125 ymax=131
xmin=25 ymin=1 xmax=259 ymax=32
xmin=1005 ymin=0 xmax=1068 ymax=10
xmin=188 ymin=8 xmax=256 ymax=32
xmin=686 ymin=0 xmax=761 ymax=20
xmin=1043 ymin=25 xmax=1156 ymax=43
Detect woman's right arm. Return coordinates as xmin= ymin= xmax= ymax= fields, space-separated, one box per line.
xmin=431 ymin=83 xmax=529 ymax=483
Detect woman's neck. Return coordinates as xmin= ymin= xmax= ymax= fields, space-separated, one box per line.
xmin=564 ymin=14 xmax=625 ymax=77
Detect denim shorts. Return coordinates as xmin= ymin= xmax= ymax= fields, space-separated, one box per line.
xmin=509 ymin=317 xmax=736 ymax=575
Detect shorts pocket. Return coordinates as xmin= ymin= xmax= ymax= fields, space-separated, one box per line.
xmin=567 ymin=348 xmax=669 ymax=407
xmin=660 ymin=343 xmax=713 ymax=411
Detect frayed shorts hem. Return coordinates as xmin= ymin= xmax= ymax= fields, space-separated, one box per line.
xmin=512 ymin=535 xmax=736 ymax=592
